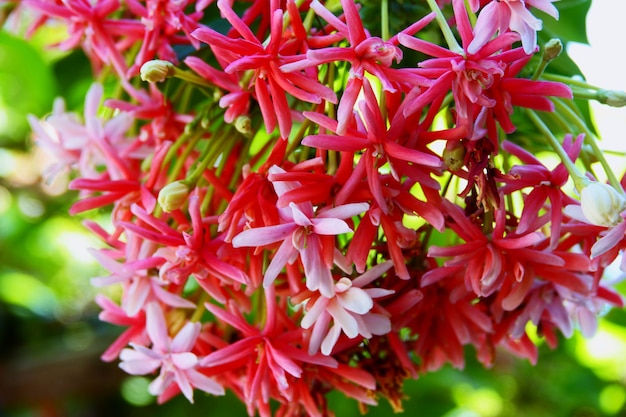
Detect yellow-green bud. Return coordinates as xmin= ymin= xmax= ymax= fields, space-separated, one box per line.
xmin=235 ymin=115 xmax=253 ymax=136
xmin=542 ymin=39 xmax=563 ymax=62
xmin=580 ymin=182 xmax=626 ymax=227
xmin=157 ymin=181 xmax=189 ymax=212
xmin=140 ymin=60 xmax=176 ymax=83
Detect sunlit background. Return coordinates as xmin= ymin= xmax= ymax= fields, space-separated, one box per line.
xmin=1 ymin=1 xmax=626 ymax=416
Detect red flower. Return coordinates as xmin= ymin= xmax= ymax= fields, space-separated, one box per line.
xmin=500 ymin=134 xmax=583 ymax=248
xmin=398 ymin=0 xmax=571 ymax=145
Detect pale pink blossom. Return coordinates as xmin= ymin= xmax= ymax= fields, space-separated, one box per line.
xmin=89 ymin=231 xmax=195 ymax=316
xmin=232 ymin=165 xmax=369 ymax=297
xmin=28 ymin=84 xmax=135 ymax=181
xmin=119 ymin=303 xmax=224 ymax=403
xmin=468 ymin=0 xmax=559 ymax=55
xmin=295 ymin=262 xmax=394 ymax=355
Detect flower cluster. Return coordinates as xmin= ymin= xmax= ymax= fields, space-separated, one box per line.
xmin=14 ymin=0 xmax=626 ymax=414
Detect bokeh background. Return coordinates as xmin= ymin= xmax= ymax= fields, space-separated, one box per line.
xmin=1 ymin=1 xmax=626 ymax=416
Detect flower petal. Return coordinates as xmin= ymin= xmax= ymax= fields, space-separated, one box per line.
xmin=337 ymin=287 xmax=373 ymax=315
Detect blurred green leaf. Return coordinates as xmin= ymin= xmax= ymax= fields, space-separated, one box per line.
xmin=0 ymin=30 xmax=57 ymax=148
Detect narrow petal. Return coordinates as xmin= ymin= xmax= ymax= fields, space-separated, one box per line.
xmin=337 ymin=287 xmax=373 ymax=314
xmin=187 ymin=370 xmax=225 ymax=396
xmin=171 ymin=322 xmax=201 ymax=353
xmin=301 ymin=297 xmax=329 ymax=329
xmin=327 ymin=301 xmax=359 ymax=338
xmin=360 ymin=313 xmax=391 ymax=336
xmin=321 ymin=324 xmax=342 ymax=356
xmin=146 ymin=302 xmax=170 ymax=352
xmin=264 ymin=239 xmax=298 ymax=287
xmin=317 ymin=203 xmax=369 ymax=220
xmin=119 ymin=348 xmax=161 ymax=375
xmin=311 ymin=217 xmax=352 ymax=235
xmin=232 ymin=223 xmax=296 ymax=248
xmin=171 ymin=352 xmax=199 ymax=370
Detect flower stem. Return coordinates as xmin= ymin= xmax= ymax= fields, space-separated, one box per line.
xmin=526 ymin=109 xmax=589 ymax=192
xmin=553 ymin=98 xmax=623 ymax=193
xmin=381 ymin=0 xmax=390 ymax=42
xmin=464 ymin=0 xmax=477 ymax=26
xmin=425 ymin=0 xmax=464 ymax=55
xmin=190 ymin=293 xmax=208 ymax=322
xmin=542 ymin=73 xmax=600 ymax=90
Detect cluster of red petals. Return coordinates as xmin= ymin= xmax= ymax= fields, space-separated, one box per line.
xmin=21 ymin=0 xmax=625 ymax=415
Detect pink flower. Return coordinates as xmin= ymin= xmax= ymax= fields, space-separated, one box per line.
xmin=500 ymin=134 xmax=583 ymax=248
xmin=281 ymin=0 xmax=434 ymax=134
xmin=232 ymin=165 xmax=369 ymax=297
xmin=303 ymin=77 xmax=442 ymax=214
xmin=565 ymin=183 xmax=626 ymax=262
xmin=398 ymin=0 xmax=571 ymax=143
xmin=124 ymin=0 xmax=209 ymax=76
xmin=24 ymin=0 xmax=129 ymax=76
xmin=119 ymin=302 xmax=224 ymax=403
xmin=89 ymin=231 xmax=195 ymax=316
xmin=199 ymin=287 xmax=337 ymax=411
xmin=28 ymin=83 xmax=136 ymax=182
xmin=423 ymin=199 xmax=587 ymax=311
xmin=96 ymin=294 xmax=148 ymax=362
xmin=294 ymin=262 xmax=394 ymax=355
xmin=191 ymin=0 xmax=336 ymax=138
xmin=469 ymin=0 xmax=559 ymax=55
xmin=124 ymin=197 xmax=249 ymax=287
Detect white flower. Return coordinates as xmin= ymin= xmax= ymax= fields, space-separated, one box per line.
xmin=580 ymin=182 xmax=626 ymax=227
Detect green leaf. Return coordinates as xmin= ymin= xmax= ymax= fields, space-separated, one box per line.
xmin=537 ymin=0 xmax=592 ymax=45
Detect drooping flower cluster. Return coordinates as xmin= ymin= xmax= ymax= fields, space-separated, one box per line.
xmin=13 ymin=0 xmax=626 ymax=414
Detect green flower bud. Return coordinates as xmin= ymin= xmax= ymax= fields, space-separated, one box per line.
xmin=158 ymin=181 xmax=189 ymax=213
xmin=597 ymin=89 xmax=626 ymax=107
xmin=542 ymin=39 xmax=563 ymax=62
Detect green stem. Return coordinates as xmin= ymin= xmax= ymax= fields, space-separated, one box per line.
xmin=187 ymin=125 xmax=236 ymax=188
xmin=190 ymin=293 xmax=208 ymax=322
xmin=526 ymin=109 xmax=589 ymax=192
xmin=172 ymin=67 xmax=216 ymax=88
xmin=201 ymin=131 xmax=239 ymax=214
xmin=381 ymin=0 xmax=390 ymax=42
xmin=531 ymin=59 xmax=550 ymax=81
xmin=464 ymin=0 xmax=477 ymax=26
xmin=553 ymin=98 xmax=623 ymax=193
xmin=571 ymin=88 xmax=600 ymax=101
xmin=425 ymin=0 xmax=464 ymax=55
xmin=546 ymin=111 xmax=599 ymax=180
xmin=167 ymin=131 xmax=204 ymax=184
xmin=542 ymin=73 xmax=601 ymax=90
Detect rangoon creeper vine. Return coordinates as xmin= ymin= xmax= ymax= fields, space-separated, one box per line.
xmin=10 ymin=0 xmax=626 ymax=414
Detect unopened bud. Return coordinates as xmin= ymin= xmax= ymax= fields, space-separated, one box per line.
xmin=580 ymin=182 xmax=626 ymax=227
xmin=443 ymin=142 xmax=466 ymax=171
xmin=140 ymin=60 xmax=176 ymax=83
xmin=234 ymin=115 xmax=253 ymax=136
xmin=158 ymin=181 xmax=189 ymax=212
xmin=597 ymin=89 xmax=626 ymax=107
xmin=542 ymin=39 xmax=563 ymax=62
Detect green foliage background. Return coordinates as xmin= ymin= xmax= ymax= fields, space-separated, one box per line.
xmin=2 ymin=1 xmax=626 ymax=416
